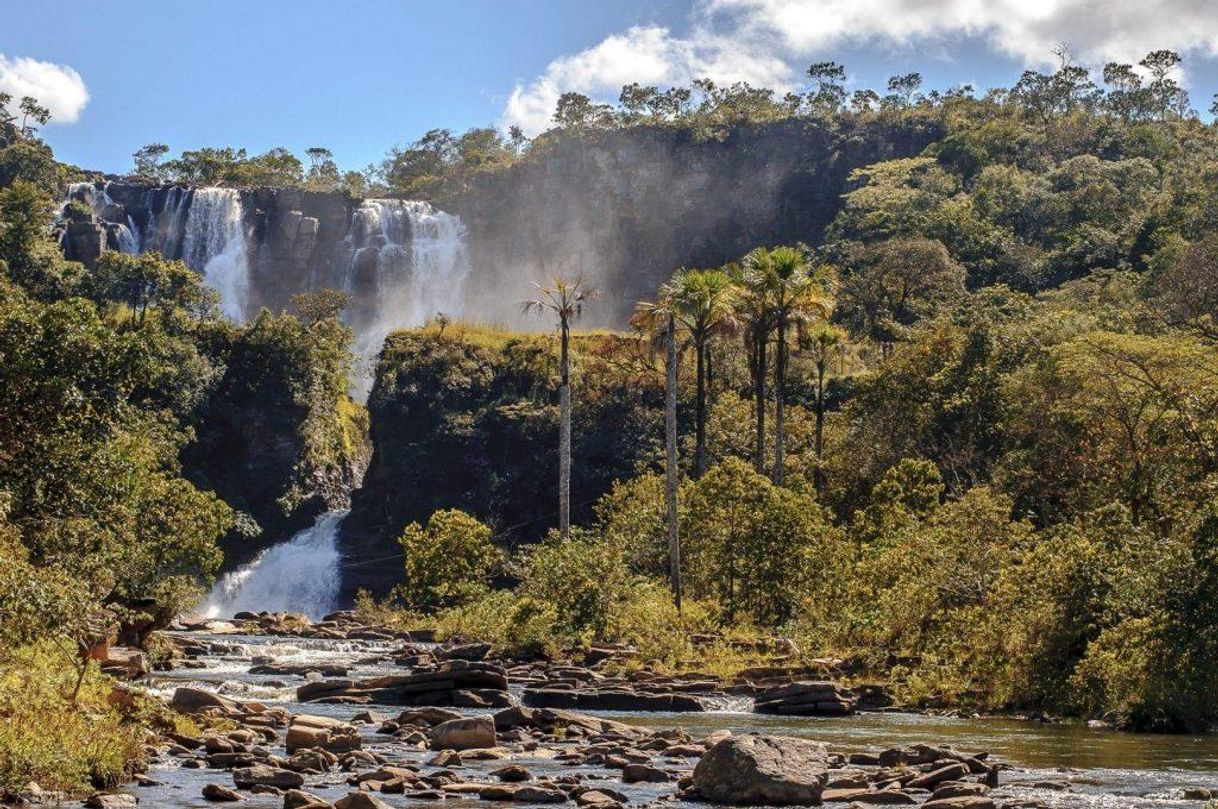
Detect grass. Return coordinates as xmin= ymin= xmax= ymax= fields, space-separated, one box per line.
xmin=0 ymin=642 xmax=150 ymax=799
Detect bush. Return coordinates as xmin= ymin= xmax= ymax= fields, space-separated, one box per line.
xmin=397 ymin=509 xmax=498 ymax=610
xmin=0 ymin=643 xmax=145 ymax=798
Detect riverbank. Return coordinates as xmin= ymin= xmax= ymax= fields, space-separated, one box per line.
xmin=39 ymin=613 xmax=1215 ymax=809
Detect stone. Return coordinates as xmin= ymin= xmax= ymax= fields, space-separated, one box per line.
xmin=85 ymin=794 xmax=138 ymax=809
xmin=170 ymin=687 xmax=246 ymax=716
xmin=334 ymin=794 xmax=393 ymax=809
xmin=922 ymin=798 xmax=995 ymax=809
xmin=906 ymin=763 xmax=969 ymax=790
xmin=232 ymin=766 xmax=305 ymax=790
xmin=524 ymin=687 xmax=705 ymax=712
xmin=577 ymin=790 xmax=623 ymax=808
xmin=397 ymin=707 xmax=463 ymax=726
xmin=286 ymin=714 xmax=361 ymax=754
xmin=437 ymin=641 xmax=492 ymax=661
xmin=622 ymin=763 xmax=671 ymax=783
xmin=429 ymin=715 xmax=496 ymax=750
xmin=753 ymin=681 xmax=855 ymax=717
xmin=692 ymin=734 xmax=829 ymax=805
xmin=492 ymin=764 xmax=532 ymax=782
xmin=513 ymin=785 xmax=569 ymax=803
xmin=284 ymin=789 xmax=333 ymax=808
xmin=202 ymin=783 xmax=245 ymax=802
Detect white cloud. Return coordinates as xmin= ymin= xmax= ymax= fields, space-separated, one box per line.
xmin=0 ymin=54 xmax=90 ymax=125
xmin=504 ymin=0 xmax=1218 ymax=134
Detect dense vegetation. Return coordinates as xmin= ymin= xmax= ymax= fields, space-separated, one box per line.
xmin=0 ymin=103 xmax=367 ymax=797
xmin=356 ymin=50 xmax=1218 ymax=733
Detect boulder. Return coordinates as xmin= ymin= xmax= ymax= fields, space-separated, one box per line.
xmin=692 ymin=734 xmax=829 ymax=805
xmin=923 ymin=798 xmax=995 ymax=809
xmin=429 ymin=715 xmax=496 ymax=750
xmin=285 ymin=714 xmax=361 ymax=754
xmin=523 ymin=687 xmax=705 ymax=712
xmin=622 ymin=763 xmax=671 ymax=783
xmin=85 ymin=794 xmax=138 ymax=809
xmin=202 ymin=783 xmax=245 ymax=802
xmin=335 ymin=794 xmax=393 ymax=809
xmin=170 ymin=687 xmax=245 ymax=716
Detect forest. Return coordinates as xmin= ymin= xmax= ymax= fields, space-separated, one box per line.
xmin=2 ymin=47 xmax=1218 ymax=800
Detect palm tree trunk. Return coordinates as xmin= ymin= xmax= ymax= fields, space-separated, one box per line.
xmin=694 ymin=336 xmax=707 ymax=478
xmin=774 ymin=313 xmax=787 ymax=486
xmin=753 ymin=328 xmax=767 ymax=475
xmin=665 ymin=313 xmax=681 ymax=610
xmin=559 ymin=318 xmax=571 ymax=541
xmin=814 ymin=359 xmax=826 ymax=495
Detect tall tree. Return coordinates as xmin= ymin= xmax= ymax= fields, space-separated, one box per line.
xmin=729 ymin=261 xmax=772 ymax=475
xmin=802 ymin=324 xmax=846 ymax=495
xmin=743 ymin=245 xmax=836 ymax=485
xmin=665 ymin=267 xmax=737 ymax=477
xmin=523 ymin=276 xmax=598 ymax=541
xmin=631 ymin=297 xmax=682 ymax=608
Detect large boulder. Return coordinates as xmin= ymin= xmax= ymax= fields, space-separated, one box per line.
xmin=692 ymin=734 xmax=829 ymax=805
xmin=232 ymin=766 xmax=305 ymax=790
xmin=286 ymin=714 xmax=361 ymax=753
xmin=429 ymin=715 xmax=496 ymax=750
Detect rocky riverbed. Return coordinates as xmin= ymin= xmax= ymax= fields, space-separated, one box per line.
xmin=70 ymin=612 xmax=1218 ymax=808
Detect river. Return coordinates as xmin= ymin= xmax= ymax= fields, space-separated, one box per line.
xmin=124 ymin=629 xmax=1218 ymax=808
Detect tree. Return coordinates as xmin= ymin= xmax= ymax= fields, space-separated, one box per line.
xmin=17 ymin=97 xmax=50 ymax=138
xmin=553 ymin=92 xmax=615 ymax=132
xmin=729 ymin=261 xmax=772 ymax=475
xmin=807 ymin=62 xmax=847 ymax=113
xmin=886 ymin=73 xmax=923 ymax=107
xmin=132 ymin=143 xmax=170 ymax=179
xmin=838 ymin=237 xmax=965 ymax=344
xmin=664 ymin=267 xmax=737 ymax=477
xmin=1140 ymin=50 xmax=1190 ymax=120
xmin=801 ymin=323 xmax=846 ymax=494
xmin=631 ymin=297 xmax=682 ymax=608
xmin=397 ymin=509 xmax=497 ymax=610
xmin=523 ymin=276 xmax=598 ymax=541
xmin=742 ymin=245 xmax=835 ymax=485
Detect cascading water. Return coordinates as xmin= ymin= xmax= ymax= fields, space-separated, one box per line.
xmin=201 ymin=510 xmax=346 ymax=620
xmin=179 ymin=188 xmax=251 ymax=321
xmin=343 ymin=199 xmax=471 ymax=394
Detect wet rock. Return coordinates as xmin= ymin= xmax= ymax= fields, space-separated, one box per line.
xmin=284 ymin=789 xmax=333 ymax=808
xmin=232 ymin=766 xmax=305 ymax=790
xmin=202 ymin=783 xmax=245 ymax=802
xmin=922 ymin=797 xmax=995 ymax=809
xmin=693 ymin=734 xmax=829 ymax=805
xmin=250 ymin=663 xmax=348 ymax=677
xmin=512 ymin=784 xmax=570 ymax=803
xmin=286 ymin=714 xmax=361 ymax=754
xmin=296 ymin=660 xmax=509 ymax=705
xmin=430 ymin=715 xmax=496 ymax=750
xmin=906 ymin=763 xmax=969 ymax=790
xmin=492 ymin=764 xmax=533 ymax=782
xmin=480 ymin=784 xmax=521 ymax=800
xmin=397 ymin=707 xmax=463 ymax=726
xmin=622 ymin=763 xmax=671 ymax=783
xmin=84 ymin=794 xmax=138 ymax=808
xmin=334 ymin=794 xmax=392 ymax=809
xmin=523 ymin=687 xmax=705 ymax=712
xmin=753 ymin=681 xmax=855 ymax=717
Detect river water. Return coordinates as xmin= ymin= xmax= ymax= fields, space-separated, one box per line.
xmin=132 ymin=631 xmax=1218 ymax=808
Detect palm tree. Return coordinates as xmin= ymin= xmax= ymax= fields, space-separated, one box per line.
xmin=631 ymin=297 xmax=681 ymax=609
xmin=664 ymin=268 xmax=737 ymax=477
xmin=728 ymin=261 xmax=773 ymax=476
xmin=523 ymin=276 xmax=598 ymax=541
xmin=802 ymin=323 xmax=846 ymax=495
xmin=743 ymin=246 xmax=835 ymax=485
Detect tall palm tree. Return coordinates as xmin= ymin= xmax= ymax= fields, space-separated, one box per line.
xmin=743 ymin=246 xmax=836 ymax=485
xmin=802 ymin=323 xmax=846 ymax=495
xmin=523 ymin=276 xmax=598 ymax=541
xmin=665 ymin=268 xmax=737 ymax=477
xmin=631 ymin=296 xmax=681 ymax=609
xmin=728 ymin=261 xmax=772 ymax=476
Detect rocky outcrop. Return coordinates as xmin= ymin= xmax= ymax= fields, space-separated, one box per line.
xmin=753 ymin=681 xmax=856 ymax=716
xmin=295 ymin=660 xmax=511 ymax=707
xmin=285 ymin=714 xmax=361 ymax=754
xmin=692 ymin=734 xmax=830 ymax=805
xmin=429 ymin=715 xmax=496 ymax=750
xmin=523 ymin=686 xmax=707 ymax=713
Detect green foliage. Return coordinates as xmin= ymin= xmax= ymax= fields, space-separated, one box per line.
xmin=0 ymin=643 xmax=146 ymax=798
xmin=397 ymin=510 xmax=497 ymax=610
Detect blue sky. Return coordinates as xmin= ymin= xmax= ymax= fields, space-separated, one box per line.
xmin=5 ymin=0 xmax=1218 ymax=175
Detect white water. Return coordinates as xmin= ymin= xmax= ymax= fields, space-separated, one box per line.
xmin=344 ymin=199 xmax=471 ymax=393
xmin=201 ymin=510 xmax=347 ymax=620
xmin=180 ymin=188 xmax=251 ymax=320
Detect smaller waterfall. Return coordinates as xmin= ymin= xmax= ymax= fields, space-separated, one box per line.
xmin=202 ymin=510 xmax=347 ymax=620
xmin=59 ymin=182 xmax=140 ymax=253
xmin=179 ymin=188 xmax=251 ymax=320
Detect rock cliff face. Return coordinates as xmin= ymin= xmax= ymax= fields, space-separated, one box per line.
xmin=446 ymin=118 xmax=939 ymax=326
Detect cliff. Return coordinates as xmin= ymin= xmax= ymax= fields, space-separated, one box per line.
xmin=447 ymin=118 xmax=939 ymax=325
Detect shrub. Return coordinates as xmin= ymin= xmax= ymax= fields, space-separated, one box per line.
xmin=398 ymin=509 xmax=498 ymax=610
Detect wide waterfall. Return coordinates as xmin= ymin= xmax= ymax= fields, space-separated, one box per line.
xmin=201 ymin=510 xmax=347 ymax=620
xmin=58 ymin=183 xmax=472 ymax=385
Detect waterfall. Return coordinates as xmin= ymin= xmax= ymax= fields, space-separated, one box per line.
xmin=179 ymin=188 xmax=251 ymax=320
xmin=201 ymin=510 xmax=347 ymax=620
xmin=59 ymin=182 xmax=140 ymax=253
xmin=343 ymin=199 xmax=471 ymax=392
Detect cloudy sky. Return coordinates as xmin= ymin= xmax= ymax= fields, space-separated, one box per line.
xmin=6 ymin=0 xmax=1218 ymax=173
